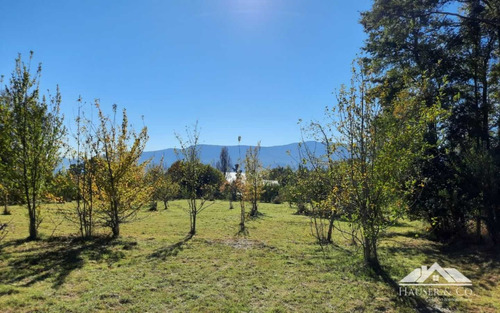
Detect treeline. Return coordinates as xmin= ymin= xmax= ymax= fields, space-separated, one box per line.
xmin=361 ymin=0 xmax=500 ymax=243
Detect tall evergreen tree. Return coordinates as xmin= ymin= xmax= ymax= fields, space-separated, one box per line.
xmin=361 ymin=0 xmax=500 ymax=241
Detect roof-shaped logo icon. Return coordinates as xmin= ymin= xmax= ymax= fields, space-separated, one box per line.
xmin=399 ymin=262 xmax=472 ymax=286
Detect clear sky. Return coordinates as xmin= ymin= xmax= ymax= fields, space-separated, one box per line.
xmin=0 ymin=0 xmax=372 ymax=151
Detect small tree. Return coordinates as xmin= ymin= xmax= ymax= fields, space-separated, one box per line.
xmin=176 ymin=123 xmax=216 ymax=236
xmin=235 ymin=165 xmax=246 ymax=233
xmin=147 ymin=161 xmax=180 ymax=210
xmin=92 ymin=102 xmax=151 ymax=237
xmin=234 ymin=136 xmax=247 ymax=233
xmin=64 ymin=104 xmax=98 ymax=239
xmin=3 ymin=52 xmax=66 ymax=240
xmin=244 ymin=142 xmax=263 ymax=217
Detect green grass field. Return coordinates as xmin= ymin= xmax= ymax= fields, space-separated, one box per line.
xmin=0 ymin=201 xmax=498 ymax=312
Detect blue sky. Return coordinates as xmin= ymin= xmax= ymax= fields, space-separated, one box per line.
xmin=0 ymin=0 xmax=372 ymax=151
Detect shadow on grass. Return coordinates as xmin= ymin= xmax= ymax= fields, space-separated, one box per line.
xmin=247 ymin=211 xmax=268 ymax=220
xmin=383 ymin=241 xmax=500 ymax=276
xmin=378 ymin=238 xmax=500 ymax=312
xmin=148 ymin=234 xmax=193 ymax=260
xmin=0 ymin=236 xmax=130 ymax=289
xmin=375 ymin=267 xmax=442 ymax=313
xmin=382 ymin=230 xmax=430 ymax=240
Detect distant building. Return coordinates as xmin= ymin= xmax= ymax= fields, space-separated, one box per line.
xmin=263 ymin=179 xmax=279 ymax=186
xmin=225 ymin=172 xmax=245 ymax=183
xmin=225 ymin=172 xmax=279 ymax=186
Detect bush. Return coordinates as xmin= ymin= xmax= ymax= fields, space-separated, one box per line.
xmin=261 ymin=184 xmax=281 ymax=203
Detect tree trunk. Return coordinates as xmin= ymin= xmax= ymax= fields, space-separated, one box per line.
xmin=476 ymin=215 xmax=482 ymax=243
xmin=2 ymin=193 xmax=9 ymax=215
xmin=28 ymin=205 xmax=38 ymax=240
xmin=149 ymin=201 xmax=158 ymax=211
xmin=239 ymin=202 xmax=245 ymax=232
xmin=112 ymin=222 xmax=120 ymax=238
xmin=190 ymin=212 xmax=197 ymax=235
xmin=327 ymin=213 xmax=335 ymax=243
xmin=250 ymin=201 xmax=258 ymax=216
xmin=112 ymin=204 xmax=120 ymax=237
xmin=363 ymin=237 xmax=379 ymax=269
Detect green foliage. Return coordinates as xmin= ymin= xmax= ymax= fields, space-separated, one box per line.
xmin=146 ymin=162 xmax=180 ymax=209
xmin=301 ymin=60 xmax=445 ymax=266
xmin=260 ymin=183 xmax=281 ymax=204
xmin=361 ymin=0 xmax=500 ymax=242
xmin=175 ymin=123 xmax=220 ymax=235
xmin=48 ymin=170 xmax=78 ymax=203
xmin=244 ymin=143 xmax=263 ymax=216
xmin=1 ymin=52 xmax=66 ymax=239
xmin=168 ymin=160 xmax=224 ymax=201
xmin=264 ymin=166 xmax=295 ymax=187
xmin=92 ymin=102 xmax=152 ymax=237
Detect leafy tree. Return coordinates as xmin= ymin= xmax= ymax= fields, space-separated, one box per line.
xmin=260 ymin=183 xmax=280 ymax=203
xmin=361 ymin=0 xmax=500 ymax=242
xmin=306 ymin=61 xmax=444 ymax=267
xmin=49 ymin=170 xmax=78 ymax=202
xmin=92 ymin=102 xmax=152 ymax=237
xmin=146 ymin=163 xmax=180 ymax=210
xmin=168 ymin=160 xmax=223 ymax=202
xmin=175 ymin=124 xmax=218 ymax=236
xmin=0 ymin=90 xmax=14 ymax=215
xmin=281 ymin=167 xmax=309 ymax=214
xmin=2 ymin=52 xmax=66 ymax=240
xmin=146 ymin=162 xmax=165 ymax=210
xmin=260 ymin=166 xmax=295 ymax=204
xmin=166 ymin=160 xmax=184 ymax=183
xmin=244 ymin=143 xmax=263 ymax=217
xmin=265 ymin=166 xmax=294 ymax=187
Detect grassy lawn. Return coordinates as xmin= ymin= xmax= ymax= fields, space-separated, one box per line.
xmin=0 ymin=201 xmax=498 ymax=312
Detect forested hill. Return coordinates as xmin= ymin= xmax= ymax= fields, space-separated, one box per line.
xmin=140 ymin=141 xmax=329 ymax=169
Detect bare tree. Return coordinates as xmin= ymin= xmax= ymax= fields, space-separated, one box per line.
xmin=62 ymin=101 xmax=97 ymax=238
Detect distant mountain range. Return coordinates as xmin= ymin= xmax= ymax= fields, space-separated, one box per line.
xmin=60 ymin=141 xmax=334 ymax=171
xmin=140 ymin=141 xmax=328 ymax=169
